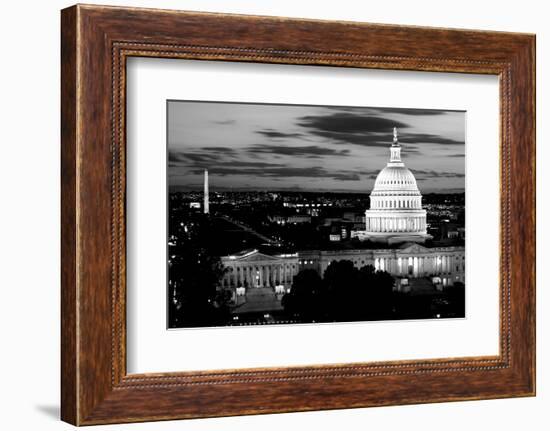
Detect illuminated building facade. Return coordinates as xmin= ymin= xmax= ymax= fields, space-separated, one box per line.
xmin=360 ymin=128 xmax=432 ymax=244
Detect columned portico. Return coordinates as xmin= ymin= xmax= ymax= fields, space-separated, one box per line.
xmin=220 ymin=250 xmax=299 ymax=291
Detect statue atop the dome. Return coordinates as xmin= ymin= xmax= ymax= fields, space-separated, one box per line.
xmin=390 ymin=127 xmax=402 ymax=163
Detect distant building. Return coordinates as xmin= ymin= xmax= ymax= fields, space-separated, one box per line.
xmin=269 ymin=214 xmax=312 ymax=225
xmin=441 ymin=223 xmax=466 ymax=240
xmin=342 ymin=211 xmax=365 ymax=226
xmin=329 ymin=231 xmax=341 ymax=242
xmin=326 ymin=221 xmax=354 ymax=241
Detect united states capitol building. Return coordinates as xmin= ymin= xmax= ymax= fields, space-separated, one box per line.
xmin=219 ymin=128 xmax=465 ymax=311
xmin=358 ymin=128 xmax=432 ymax=244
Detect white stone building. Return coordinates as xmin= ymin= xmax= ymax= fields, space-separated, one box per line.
xmin=360 ymin=127 xmax=432 ymax=244
xmin=220 ymin=249 xmax=299 ymax=292
xmin=220 ymin=243 xmax=465 ymax=300
xmin=297 ymin=243 xmax=465 ymax=292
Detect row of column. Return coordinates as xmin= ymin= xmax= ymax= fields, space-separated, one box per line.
xmin=223 ymin=254 xmax=460 ymax=287
xmin=435 ymin=255 xmax=455 ymax=274
xmin=374 ymin=254 xmax=457 ymax=277
xmin=223 ymin=263 xmax=297 ymax=288
xmin=366 ymin=216 xmax=426 ymax=233
xmin=372 ymin=197 xmax=421 ymax=209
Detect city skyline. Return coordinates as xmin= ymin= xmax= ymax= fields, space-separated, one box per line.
xmin=168 ymin=101 xmax=465 ymax=193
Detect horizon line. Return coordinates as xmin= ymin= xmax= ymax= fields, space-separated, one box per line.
xmin=168 ymin=186 xmax=465 ymax=195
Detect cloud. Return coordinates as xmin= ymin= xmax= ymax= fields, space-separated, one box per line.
xmin=201 ymin=146 xmax=237 ymax=153
xmin=401 ymin=146 xmax=422 ymax=154
xmin=303 ymin=129 xmax=462 ymax=149
xmin=295 ymin=112 xmax=408 ymax=148
xmin=168 ymin=104 xmax=465 ymax=191
xmin=298 ymin=112 xmax=409 ymax=134
xmin=413 ymin=169 xmax=465 ymax=180
xmin=399 ymin=133 xmax=464 ymax=146
xmin=169 ymin=151 xmax=219 ymax=165
xmin=168 ymin=147 xmax=239 ymax=167
xmin=246 ymin=144 xmax=350 ymax=158
xmin=171 ymin=155 xmax=285 ymax=169
xmin=305 ymin=130 xmax=389 ymax=147
xmin=185 ymin=165 xmax=367 ymax=182
xmin=323 ymin=106 xmax=456 ymax=116
xmin=168 ymin=151 xmax=188 ymax=163
xmin=211 ymin=119 xmax=236 ymax=125
xmin=255 ymin=129 xmax=304 ymax=139
xmin=365 ymin=107 xmax=454 ymax=116
xmin=294 ymin=111 xmax=463 ymax=150
xmin=219 ymin=161 xmax=285 ymax=168
xmin=300 ymin=130 xmax=424 ymax=151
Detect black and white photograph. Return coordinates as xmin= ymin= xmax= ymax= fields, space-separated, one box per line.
xmin=1 ymin=0 xmax=541 ymax=428
xmin=167 ymin=100 xmax=466 ymax=328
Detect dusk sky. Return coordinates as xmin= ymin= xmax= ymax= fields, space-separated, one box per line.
xmin=168 ymin=101 xmax=465 ymax=194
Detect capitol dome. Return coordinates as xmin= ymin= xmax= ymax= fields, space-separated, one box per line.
xmin=362 ymin=128 xmax=432 ymax=244
xmin=373 ymin=165 xmax=418 ymax=191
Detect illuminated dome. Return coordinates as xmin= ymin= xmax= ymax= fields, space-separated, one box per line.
xmin=363 ymin=128 xmax=432 ymax=244
xmin=373 ymin=165 xmax=419 ymax=191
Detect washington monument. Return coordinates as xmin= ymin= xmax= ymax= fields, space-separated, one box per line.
xmin=203 ymin=169 xmax=209 ymax=214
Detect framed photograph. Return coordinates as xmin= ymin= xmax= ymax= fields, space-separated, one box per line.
xmin=61 ymin=4 xmax=535 ymax=425
xmin=165 ymin=101 xmax=466 ymax=330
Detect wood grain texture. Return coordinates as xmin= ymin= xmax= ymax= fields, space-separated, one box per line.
xmin=60 ymin=5 xmax=78 ymax=425
xmin=60 ymin=4 xmax=536 ymax=425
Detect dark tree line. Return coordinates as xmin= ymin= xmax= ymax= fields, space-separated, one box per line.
xmin=168 ymin=213 xmax=231 ymax=328
xmin=282 ymin=261 xmax=395 ymax=323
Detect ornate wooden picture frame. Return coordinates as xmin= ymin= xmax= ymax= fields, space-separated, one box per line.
xmin=61 ymin=4 xmax=535 ymax=425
